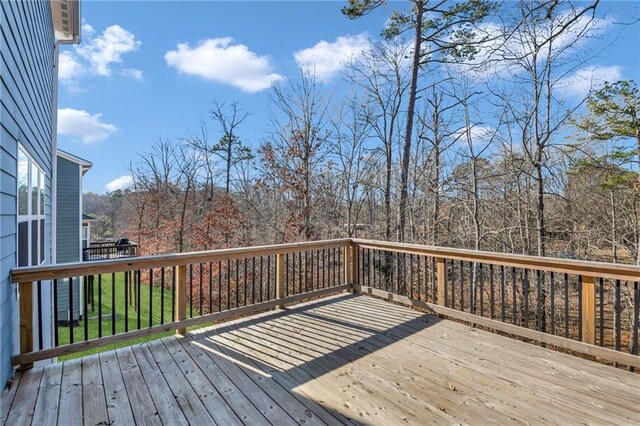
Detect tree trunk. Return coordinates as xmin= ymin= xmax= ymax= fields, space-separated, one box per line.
xmin=397 ymin=0 xmax=424 ymax=243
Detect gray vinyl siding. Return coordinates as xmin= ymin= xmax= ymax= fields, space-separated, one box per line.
xmin=56 ymin=156 xmax=80 ymax=263
xmin=0 ymin=0 xmax=55 ymax=387
xmin=55 ymin=156 xmax=81 ymax=320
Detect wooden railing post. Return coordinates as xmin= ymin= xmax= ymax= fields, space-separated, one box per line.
xmin=582 ymin=275 xmax=596 ymax=344
xmin=436 ymin=257 xmax=447 ymax=307
xmin=276 ymin=253 xmax=285 ymax=309
xmin=175 ymin=265 xmax=187 ymax=335
xmin=19 ymin=281 xmax=34 ymax=370
xmin=343 ymin=244 xmax=353 ymax=286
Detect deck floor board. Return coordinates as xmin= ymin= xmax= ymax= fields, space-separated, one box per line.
xmin=2 ymin=293 xmax=639 ymax=425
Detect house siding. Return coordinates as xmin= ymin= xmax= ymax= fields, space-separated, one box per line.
xmin=55 ymin=156 xmax=81 ymax=320
xmin=0 ymin=0 xmax=55 ymax=387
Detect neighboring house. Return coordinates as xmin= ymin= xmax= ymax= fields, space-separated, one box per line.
xmin=0 ymin=0 xmax=80 ymax=387
xmin=55 ymin=149 xmax=91 ymax=323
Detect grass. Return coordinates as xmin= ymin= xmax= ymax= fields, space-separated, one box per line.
xmin=57 ymin=273 xmax=203 ymax=360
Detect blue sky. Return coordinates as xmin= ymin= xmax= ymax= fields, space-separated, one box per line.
xmin=57 ymin=1 xmax=640 ymax=194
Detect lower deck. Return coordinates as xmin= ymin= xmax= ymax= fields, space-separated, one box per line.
xmin=2 ymin=293 xmax=639 ymax=425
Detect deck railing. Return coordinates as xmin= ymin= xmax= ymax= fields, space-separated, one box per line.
xmin=11 ymin=238 xmax=640 ymax=369
xmin=12 ymin=239 xmax=351 ymax=367
xmin=82 ymin=242 xmax=138 ymax=261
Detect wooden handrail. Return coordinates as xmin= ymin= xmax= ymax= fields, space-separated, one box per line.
xmin=11 ymin=238 xmax=352 ymax=283
xmin=351 ymin=239 xmax=640 ymax=282
xmin=15 ymin=237 xmax=640 ymax=284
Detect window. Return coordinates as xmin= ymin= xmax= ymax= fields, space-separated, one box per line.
xmin=17 ymin=146 xmax=46 ymax=267
xmin=82 ymin=224 xmax=89 ymax=248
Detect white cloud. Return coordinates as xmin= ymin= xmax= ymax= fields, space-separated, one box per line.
xmin=60 ymin=24 xmax=141 ymax=85
xmin=76 ymin=25 xmax=141 ymax=76
xmin=164 ymin=38 xmax=283 ymax=93
xmin=58 ymin=51 xmax=83 ymax=81
xmin=454 ymin=125 xmax=496 ymax=145
xmin=121 ymin=68 xmax=145 ymax=81
xmin=557 ymin=65 xmax=623 ymax=98
xmin=105 ymin=175 xmax=133 ymax=193
xmin=294 ymin=34 xmax=370 ymax=79
xmin=453 ymin=13 xmax=615 ymax=81
xmin=81 ymin=23 xmax=95 ymax=37
xmin=57 ymin=108 xmax=118 ymax=144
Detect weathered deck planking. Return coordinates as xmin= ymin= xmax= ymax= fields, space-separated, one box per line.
xmin=1 ymin=293 xmax=639 ymax=425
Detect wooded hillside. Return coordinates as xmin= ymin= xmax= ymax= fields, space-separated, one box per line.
xmin=85 ymin=0 xmax=639 ymax=265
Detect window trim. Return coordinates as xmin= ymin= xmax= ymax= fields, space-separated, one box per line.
xmin=17 ymin=144 xmax=46 ymax=267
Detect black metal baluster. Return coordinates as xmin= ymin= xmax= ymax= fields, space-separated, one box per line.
xmin=578 ymin=275 xmax=583 ymax=341
xmin=172 ymin=266 xmax=176 ymax=322
xmin=305 ymin=251 xmax=309 ymax=292
xmin=550 ymin=272 xmax=555 ymax=335
xmin=53 ymin=279 xmax=59 ymax=346
xmin=615 ymin=280 xmax=621 ymax=351
xmin=524 ymin=269 xmax=529 ymax=328
xmin=199 ymin=263 xmax=204 ymax=314
xmin=298 ymin=252 xmax=306 ymax=293
xmin=357 ymin=248 xmax=361 ymax=287
xmin=97 ymin=275 xmax=102 ymax=338
xmin=500 ymin=266 xmax=505 ymax=322
xmin=393 ymin=252 xmax=400 ymax=294
xmin=235 ymin=259 xmax=240 ymax=308
xmin=632 ymin=282 xmax=639 ymax=356
xmin=83 ymin=276 xmax=88 ymax=341
xmin=469 ymin=262 xmax=474 ymax=314
xmin=599 ymin=277 xmax=604 ymax=347
xmin=209 ymin=262 xmax=213 ymax=314
xmin=321 ymin=249 xmax=325 ymax=289
xmin=252 ymin=257 xmax=256 ymax=304
xmin=450 ymin=260 xmax=455 ymax=308
xmin=409 ymin=254 xmax=414 ymax=299
xmin=285 ymin=253 xmax=290 ymax=296
xmin=432 ymin=258 xmax=437 ymax=304
xmin=161 ymin=268 xmax=165 ymax=325
xmin=489 ymin=265 xmax=494 ymax=319
xmin=564 ymin=273 xmax=569 ymax=338
xmin=310 ymin=251 xmax=315 ymax=291
xmin=329 ymin=248 xmax=336 ymax=287
xmin=512 ymin=267 xmax=517 ymax=324
xmin=479 ymin=264 xmax=484 ymax=317
xmin=316 ymin=250 xmax=320 ymax=291
xmin=366 ymin=249 xmax=371 ymax=289
xmin=135 ymin=271 xmax=140 ymax=329
xmin=536 ymin=270 xmax=542 ymax=331
xmin=244 ymin=258 xmax=249 ymax=306
xmin=189 ymin=265 xmax=194 ymax=319
xmin=292 ymin=253 xmax=296 ymax=295
xmin=391 ymin=251 xmax=395 ymax=293
xmin=217 ymin=261 xmax=222 ymax=312
xmin=111 ymin=273 xmax=116 ymax=334
xmin=226 ymin=259 xmax=231 ymax=309
xmin=267 ymin=255 xmax=272 ymax=299
xmin=37 ymin=281 xmax=43 ymax=350
xmin=148 ymin=270 xmax=153 ymax=328
xmin=124 ymin=273 xmax=128 ymax=333
xmin=460 ymin=260 xmax=465 ymax=312
xmin=258 ymin=256 xmax=262 ymax=302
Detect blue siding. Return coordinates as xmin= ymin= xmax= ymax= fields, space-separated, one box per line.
xmin=0 ymin=0 xmax=55 ymax=387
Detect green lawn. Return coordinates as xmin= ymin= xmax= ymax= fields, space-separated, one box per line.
xmin=57 ymin=273 xmax=203 ymax=360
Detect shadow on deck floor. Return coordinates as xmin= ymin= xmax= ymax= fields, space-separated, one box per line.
xmin=2 ymin=293 xmax=639 ymax=425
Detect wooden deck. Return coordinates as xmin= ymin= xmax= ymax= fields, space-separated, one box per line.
xmin=2 ymin=294 xmax=639 ymax=425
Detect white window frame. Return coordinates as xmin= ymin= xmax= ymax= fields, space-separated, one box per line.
xmin=17 ymin=144 xmax=46 ymax=267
